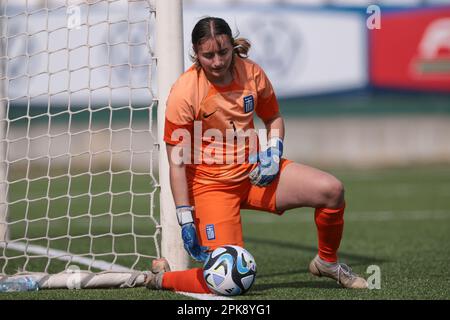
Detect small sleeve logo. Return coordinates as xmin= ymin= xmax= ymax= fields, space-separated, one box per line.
xmin=206 ymin=224 xmax=216 ymax=240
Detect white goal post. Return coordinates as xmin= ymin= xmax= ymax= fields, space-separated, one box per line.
xmin=156 ymin=0 xmax=189 ymax=275
xmin=0 ymin=0 xmax=188 ymax=289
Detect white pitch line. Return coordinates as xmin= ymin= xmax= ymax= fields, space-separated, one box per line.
xmin=0 ymin=241 xmax=231 ymax=300
xmin=345 ymin=210 xmax=450 ymax=222
xmin=177 ymin=291 xmax=233 ymax=300
xmin=244 ymin=210 xmax=450 ymax=223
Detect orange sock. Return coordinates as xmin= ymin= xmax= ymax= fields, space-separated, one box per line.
xmin=314 ymin=203 xmax=345 ymax=263
xmin=161 ymin=268 xmax=211 ymax=293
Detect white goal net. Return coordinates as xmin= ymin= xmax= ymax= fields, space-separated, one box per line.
xmin=0 ymin=0 xmax=186 ymax=287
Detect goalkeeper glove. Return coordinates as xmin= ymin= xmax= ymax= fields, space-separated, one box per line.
xmin=249 ymin=137 xmax=283 ymax=187
xmin=176 ymin=206 xmax=210 ymax=262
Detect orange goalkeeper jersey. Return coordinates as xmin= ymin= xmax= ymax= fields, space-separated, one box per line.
xmin=164 ymin=57 xmax=280 ymax=185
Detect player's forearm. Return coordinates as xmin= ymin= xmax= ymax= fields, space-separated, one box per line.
xmin=169 ymin=164 xmax=190 ymax=206
xmin=166 ymin=144 xmax=191 ymax=206
xmin=264 ymin=113 xmax=285 ymax=141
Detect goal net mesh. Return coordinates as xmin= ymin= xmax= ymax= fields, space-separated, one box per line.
xmin=0 ymin=0 xmax=160 ymax=276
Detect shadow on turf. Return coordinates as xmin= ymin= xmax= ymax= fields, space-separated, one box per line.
xmin=256 ymin=268 xmax=310 ymax=279
xmin=250 ymin=280 xmax=341 ymax=294
xmin=245 ymin=236 xmax=388 ymax=266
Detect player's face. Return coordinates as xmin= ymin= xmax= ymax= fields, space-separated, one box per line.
xmin=196 ymin=35 xmax=233 ymax=85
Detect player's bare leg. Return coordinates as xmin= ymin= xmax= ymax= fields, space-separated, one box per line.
xmin=275 ymin=162 xmax=344 ymax=210
xmin=275 ymin=162 xmax=368 ymax=289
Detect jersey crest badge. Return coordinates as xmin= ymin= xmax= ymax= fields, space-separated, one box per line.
xmin=243 ymin=95 xmax=254 ymax=113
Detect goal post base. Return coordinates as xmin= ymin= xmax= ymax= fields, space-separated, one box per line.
xmin=1 ymin=271 xmax=148 ymax=290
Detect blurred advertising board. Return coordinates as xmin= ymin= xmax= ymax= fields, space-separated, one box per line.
xmin=184 ymin=7 xmax=368 ymax=98
xmin=5 ymin=4 xmax=368 ymax=106
xmin=370 ymin=7 xmax=450 ymax=92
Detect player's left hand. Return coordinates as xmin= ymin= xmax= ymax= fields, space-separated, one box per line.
xmin=249 ymin=137 xmax=283 ymax=187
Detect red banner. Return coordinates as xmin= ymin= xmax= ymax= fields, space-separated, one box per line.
xmin=370 ymin=8 xmax=450 ymax=92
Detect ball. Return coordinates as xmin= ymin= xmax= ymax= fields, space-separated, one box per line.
xmin=203 ymin=245 xmax=257 ymax=296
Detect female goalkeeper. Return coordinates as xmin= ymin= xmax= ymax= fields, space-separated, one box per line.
xmin=145 ymin=17 xmax=367 ymax=293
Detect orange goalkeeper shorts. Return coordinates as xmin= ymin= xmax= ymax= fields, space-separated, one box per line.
xmin=188 ymin=158 xmax=293 ymax=250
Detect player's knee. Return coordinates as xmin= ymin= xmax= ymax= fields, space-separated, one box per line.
xmin=321 ymin=177 xmax=345 ymax=208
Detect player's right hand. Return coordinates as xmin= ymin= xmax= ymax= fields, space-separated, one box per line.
xmin=176 ymin=206 xmax=210 ymax=262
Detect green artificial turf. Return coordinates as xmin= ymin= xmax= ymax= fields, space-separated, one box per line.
xmin=1 ymin=165 xmax=449 ymax=300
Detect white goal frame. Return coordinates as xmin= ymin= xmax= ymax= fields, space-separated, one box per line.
xmin=156 ymin=0 xmax=189 ymax=274
xmin=0 ymin=0 xmax=188 ymax=288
